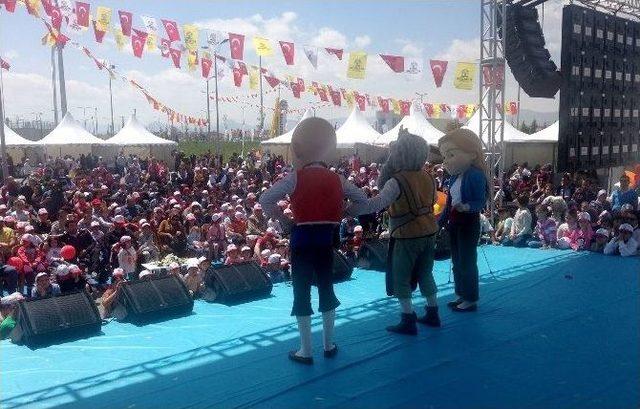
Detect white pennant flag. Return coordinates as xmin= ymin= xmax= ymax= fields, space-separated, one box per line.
xmin=303 ymin=46 xmax=318 ymax=69
xmin=141 ymin=15 xmax=158 ymax=33
xmin=404 ymin=57 xmax=424 ymax=77
xmin=207 ymin=30 xmax=228 ymax=48
xmin=58 ymin=0 xmax=73 ymax=16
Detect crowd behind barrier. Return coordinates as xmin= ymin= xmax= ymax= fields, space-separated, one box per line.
xmin=0 ymin=148 xmax=638 ymax=340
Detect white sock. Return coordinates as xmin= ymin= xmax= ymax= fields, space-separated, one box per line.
xmin=399 ymin=298 xmax=413 ymax=314
xmin=322 ymin=309 xmax=336 ymax=351
xmin=458 ymin=301 xmax=476 ymax=309
xmin=296 ymin=315 xmax=312 ymax=357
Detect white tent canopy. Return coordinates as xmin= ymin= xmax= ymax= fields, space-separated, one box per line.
xmin=375 ymin=102 xmax=444 ymax=146
xmin=262 ymin=109 xmax=312 ymax=145
xmin=3 ymin=125 xmax=36 ymax=146
xmin=462 ymin=110 xmax=529 ymax=143
xmin=37 ymin=112 xmax=106 ymax=146
xmin=107 ymin=114 xmax=177 ymax=146
xmin=336 ymin=107 xmax=381 ymax=148
xmin=509 ymin=121 xmax=558 ymax=143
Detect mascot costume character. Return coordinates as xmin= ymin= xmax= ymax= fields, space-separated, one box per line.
xmin=438 ymin=128 xmax=488 ymax=312
xmin=351 ymin=127 xmax=440 ymax=335
xmin=260 ymin=117 xmax=366 ymax=365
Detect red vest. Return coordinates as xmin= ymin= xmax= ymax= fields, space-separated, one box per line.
xmin=290 ymin=167 xmax=343 ymax=224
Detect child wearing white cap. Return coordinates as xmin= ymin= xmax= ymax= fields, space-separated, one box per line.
xmin=604 ymin=223 xmax=638 ymax=257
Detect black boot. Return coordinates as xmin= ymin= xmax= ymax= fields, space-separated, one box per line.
xmin=386 ymin=312 xmax=417 ymax=335
xmin=417 ymin=306 xmax=441 ymax=327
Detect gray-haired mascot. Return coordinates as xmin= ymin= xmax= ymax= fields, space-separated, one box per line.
xmin=352 ymin=127 xmax=440 ymax=335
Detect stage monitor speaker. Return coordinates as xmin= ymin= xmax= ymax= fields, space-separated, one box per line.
xmin=112 ymin=275 xmax=194 ymax=324
xmin=11 ymin=290 xmax=102 ymax=347
xmin=332 ymin=250 xmax=354 ymax=283
xmin=205 ymin=261 xmax=273 ymax=305
xmin=357 ymin=239 xmax=389 ymax=271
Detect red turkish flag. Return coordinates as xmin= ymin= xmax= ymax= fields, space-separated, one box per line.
xmin=399 ymin=100 xmax=411 ymax=116
xmin=118 ymin=10 xmax=133 ymax=37
xmin=297 ymin=77 xmax=304 ymax=91
xmin=131 ymin=29 xmax=148 ymax=58
xmin=325 ymin=47 xmax=343 ymax=60
xmin=457 ymin=105 xmax=467 ymax=119
xmin=169 ymin=48 xmax=181 ymax=68
xmin=279 ymin=41 xmax=294 ymax=65
xmin=509 ymin=101 xmax=519 ymax=115
xmin=318 ymin=88 xmax=328 ymax=102
xmin=160 ymin=38 xmax=171 ymax=57
xmin=56 ymin=33 xmax=69 ymax=47
xmin=329 ymin=89 xmax=341 ymax=106
xmin=50 ymin=6 xmax=62 ymax=30
xmin=161 ymin=19 xmax=180 ymax=42
xmin=440 ymin=104 xmax=449 ymax=112
xmin=482 ymin=65 xmax=505 ymax=87
xmin=201 ymin=57 xmax=212 ymax=78
xmin=41 ymin=0 xmax=53 ymax=16
xmin=236 ymin=61 xmax=248 ymax=75
xmin=354 ymin=93 xmax=366 ymax=111
xmin=429 ymin=60 xmax=448 ymax=88
xmin=228 ymin=33 xmax=245 ymax=60
xmin=424 ymin=103 xmax=434 ymax=117
xmin=1 ymin=0 xmax=17 ymax=13
xmin=75 ymin=2 xmax=90 ymax=28
xmin=380 ymin=54 xmax=405 ymax=73
xmin=232 ymin=68 xmax=243 ymax=87
xmin=0 ymin=58 xmax=10 ymax=71
xmin=265 ymin=76 xmax=280 ymax=88
xmin=378 ymin=97 xmax=390 ymax=113
xmin=291 ymin=82 xmax=301 ymax=99
xmin=92 ymin=21 xmax=106 ymax=43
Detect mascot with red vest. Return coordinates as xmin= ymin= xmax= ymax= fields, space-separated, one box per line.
xmin=260 ymin=117 xmax=366 ymax=365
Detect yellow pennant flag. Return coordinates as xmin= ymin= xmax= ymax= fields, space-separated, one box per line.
xmin=391 ymin=98 xmax=400 ymax=115
xmin=146 ymin=33 xmax=157 ymax=52
xmin=453 ymin=62 xmax=476 ymax=90
xmin=432 ymin=104 xmax=442 ymax=119
xmin=113 ymin=28 xmax=126 ymax=51
xmin=466 ymin=104 xmax=476 ymax=117
xmin=252 ymin=37 xmax=274 ymax=57
xmin=183 ymin=24 xmax=199 ymax=51
xmin=344 ymin=91 xmax=355 ymax=108
xmin=347 ymin=51 xmax=367 ymax=79
xmin=249 ymin=66 xmax=259 ymax=90
xmin=95 ymin=6 xmax=112 ymax=32
xmin=187 ymin=50 xmax=198 ymax=71
xmin=25 ymin=0 xmax=41 ymax=16
xmin=42 ymin=31 xmax=56 ymax=47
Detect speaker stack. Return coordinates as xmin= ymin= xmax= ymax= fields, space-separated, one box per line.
xmin=559 ymin=4 xmax=640 ymax=171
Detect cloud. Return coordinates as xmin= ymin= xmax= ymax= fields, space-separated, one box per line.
xmin=435 ymin=38 xmax=479 ymax=62
xmin=354 ymin=35 xmax=371 ymax=48
xmin=311 ymin=27 xmax=347 ymax=48
xmin=3 ymin=50 xmax=19 ymax=60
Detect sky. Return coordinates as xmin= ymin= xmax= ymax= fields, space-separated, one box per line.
xmin=0 ymin=0 xmax=567 ymax=134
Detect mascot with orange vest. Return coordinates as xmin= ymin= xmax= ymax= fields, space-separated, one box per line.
xmin=260 ymin=117 xmax=366 ymax=365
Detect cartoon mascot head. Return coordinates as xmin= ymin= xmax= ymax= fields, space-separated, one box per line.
xmin=290 ymin=117 xmax=337 ymax=169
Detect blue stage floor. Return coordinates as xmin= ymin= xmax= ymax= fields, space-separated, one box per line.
xmin=1 ymin=247 xmax=639 ymax=409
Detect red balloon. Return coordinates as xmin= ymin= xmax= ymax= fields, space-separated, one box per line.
xmin=60 ymin=245 xmax=77 ymax=261
xmin=7 ymin=256 xmax=23 ymax=270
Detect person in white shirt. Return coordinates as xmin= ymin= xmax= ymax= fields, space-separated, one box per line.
xmin=479 ymin=210 xmax=495 ymax=244
xmin=604 ymin=223 xmax=638 ymax=257
xmin=504 ymin=195 xmax=532 ymax=247
xmin=117 ymin=236 xmax=137 ymax=280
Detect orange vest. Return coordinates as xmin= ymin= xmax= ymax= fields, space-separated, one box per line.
xmin=388 ymin=171 xmax=437 ymax=239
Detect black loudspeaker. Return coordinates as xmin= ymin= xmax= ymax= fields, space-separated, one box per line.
xmin=357 ymin=239 xmax=389 ymax=271
xmin=205 ymin=261 xmax=273 ymax=305
xmin=502 ymin=4 xmax=561 ymax=98
xmin=112 ymin=275 xmax=194 ymax=324
xmin=331 ymin=250 xmax=354 ymax=283
xmin=11 ymin=291 xmax=101 ymax=347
